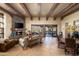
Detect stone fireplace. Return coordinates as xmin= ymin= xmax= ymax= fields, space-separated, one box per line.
xmin=10 ymin=16 xmax=25 ymax=39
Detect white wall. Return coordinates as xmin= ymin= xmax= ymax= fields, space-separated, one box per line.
xmin=61 ymin=11 xmax=79 ymax=38
xmin=0 ymin=10 xmax=12 ymax=39
xmin=25 ymin=17 xmax=61 ymax=34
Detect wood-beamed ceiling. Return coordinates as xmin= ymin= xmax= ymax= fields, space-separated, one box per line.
xmin=0 ymin=6 xmax=24 ymax=18
xmin=0 ymin=3 xmax=25 ymax=19
xmin=46 ymin=3 xmax=59 ymax=20
xmin=0 ymin=3 xmax=79 ymax=20
xmin=54 ymin=3 xmax=72 ymax=17
xmin=5 ymin=3 xmax=25 ymax=17
xmin=47 ymin=3 xmax=59 ymax=17
xmin=20 ymin=3 xmax=32 ymax=19
xmin=61 ymin=4 xmax=79 ymax=18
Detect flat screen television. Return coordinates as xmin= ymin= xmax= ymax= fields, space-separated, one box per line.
xmin=15 ymin=23 xmax=24 ymax=28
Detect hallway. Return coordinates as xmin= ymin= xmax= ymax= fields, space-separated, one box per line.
xmin=0 ymin=37 xmax=65 ymax=56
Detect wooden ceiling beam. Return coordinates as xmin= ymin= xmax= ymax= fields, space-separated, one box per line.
xmin=58 ymin=4 xmax=76 ymax=17
xmin=55 ymin=3 xmax=77 ymax=20
xmin=46 ymin=16 xmax=49 ymax=20
xmin=38 ymin=16 xmax=40 ymax=20
xmin=53 ymin=16 xmax=56 ymax=20
xmin=5 ymin=3 xmax=24 ymax=17
xmin=20 ymin=3 xmax=32 ymax=20
xmin=38 ymin=3 xmax=41 ymax=20
xmin=46 ymin=3 xmax=59 ymax=18
xmin=0 ymin=6 xmax=12 ymax=16
xmin=0 ymin=6 xmax=25 ymax=19
xmin=61 ymin=4 xmax=79 ymax=19
xmin=54 ymin=3 xmax=72 ymax=17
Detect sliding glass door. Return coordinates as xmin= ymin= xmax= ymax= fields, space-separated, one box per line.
xmin=52 ymin=25 xmax=57 ymax=37
xmin=45 ymin=25 xmax=57 ymax=37
xmin=31 ymin=24 xmax=57 ymax=37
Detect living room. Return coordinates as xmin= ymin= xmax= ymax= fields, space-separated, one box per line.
xmin=0 ymin=3 xmax=79 ymax=56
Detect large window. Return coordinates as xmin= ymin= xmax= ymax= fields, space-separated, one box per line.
xmin=0 ymin=13 xmax=4 ymax=38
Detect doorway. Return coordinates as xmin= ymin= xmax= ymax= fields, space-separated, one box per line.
xmin=45 ymin=25 xmax=57 ymax=37
xmin=31 ymin=24 xmax=57 ymax=37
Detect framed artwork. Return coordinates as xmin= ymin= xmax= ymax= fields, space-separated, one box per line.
xmin=74 ymin=20 xmax=79 ymax=26
xmin=74 ymin=20 xmax=79 ymax=31
xmin=65 ymin=22 xmax=68 ymax=27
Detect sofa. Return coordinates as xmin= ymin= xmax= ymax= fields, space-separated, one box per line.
xmin=27 ymin=32 xmax=43 ymax=48
xmin=0 ymin=39 xmax=18 ymax=52
xmin=28 ymin=35 xmax=41 ymax=48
